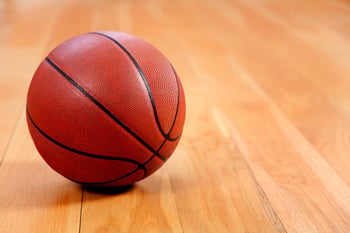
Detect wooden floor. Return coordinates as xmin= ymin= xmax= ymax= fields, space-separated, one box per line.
xmin=1 ymin=0 xmax=350 ymax=232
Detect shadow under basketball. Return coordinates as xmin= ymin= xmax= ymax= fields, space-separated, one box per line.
xmin=82 ymin=184 xmax=134 ymax=195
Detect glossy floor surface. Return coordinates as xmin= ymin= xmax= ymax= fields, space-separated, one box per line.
xmin=1 ymin=0 xmax=350 ymax=232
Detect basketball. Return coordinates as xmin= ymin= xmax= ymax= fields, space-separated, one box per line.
xmin=26 ymin=31 xmax=186 ymax=187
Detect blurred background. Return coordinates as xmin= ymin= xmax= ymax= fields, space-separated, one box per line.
xmin=1 ymin=0 xmax=350 ymax=232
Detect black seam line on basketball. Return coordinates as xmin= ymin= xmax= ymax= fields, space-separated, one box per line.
xmin=44 ymin=58 xmax=164 ymax=158
xmin=89 ymin=32 xmax=169 ymax=139
xmin=142 ymin=137 xmax=168 ymax=178
xmin=144 ymin=140 xmax=167 ymax=166
xmin=87 ymin=136 xmax=169 ymax=184
xmin=75 ymin=166 xmax=142 ymax=185
xmin=165 ymin=63 xmax=181 ymax=141
xmin=90 ymin=32 xmax=181 ymax=142
xmin=78 ymin=135 xmax=169 ymax=185
xmin=26 ymin=105 xmax=147 ymax=174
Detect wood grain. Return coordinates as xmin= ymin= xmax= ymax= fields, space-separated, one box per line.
xmin=0 ymin=111 xmax=82 ymax=233
xmin=1 ymin=0 xmax=350 ymax=232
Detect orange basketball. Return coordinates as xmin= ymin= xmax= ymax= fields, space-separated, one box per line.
xmin=26 ymin=31 xmax=186 ymax=187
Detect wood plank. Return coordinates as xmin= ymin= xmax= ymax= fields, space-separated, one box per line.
xmin=183 ymin=49 xmax=350 ymax=231
xmin=1 ymin=0 xmax=350 ymax=232
xmin=0 ymin=111 xmax=82 ymax=233
xmin=80 ymin=171 xmax=183 ymax=233
xmin=213 ymin=0 xmax=350 ymax=185
xmin=225 ymin=58 xmax=350 ymax=232
xmin=167 ymin=98 xmax=286 ymax=233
